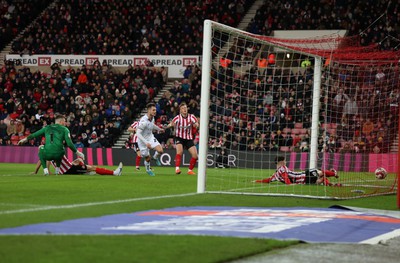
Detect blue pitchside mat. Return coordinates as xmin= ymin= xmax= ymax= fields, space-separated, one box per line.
xmin=1 ymin=206 xmax=399 ymax=243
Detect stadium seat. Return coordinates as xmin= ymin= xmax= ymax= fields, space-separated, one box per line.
xmin=280 ymin=146 xmax=291 ymax=152
xmin=294 ymin=123 xmax=303 ymax=129
xmin=300 ymin=128 xmax=308 ymax=134
xmin=11 ymin=135 xmax=19 ymax=145
xmin=291 ymin=128 xmax=301 ymax=135
xmin=282 ymin=128 xmax=292 ymax=134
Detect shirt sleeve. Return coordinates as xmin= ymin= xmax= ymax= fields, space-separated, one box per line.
xmin=27 ymin=127 xmax=46 ymax=140
xmin=64 ymin=128 xmax=77 ymax=153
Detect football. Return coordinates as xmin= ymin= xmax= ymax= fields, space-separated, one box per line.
xmin=375 ymin=167 xmax=387 ymax=179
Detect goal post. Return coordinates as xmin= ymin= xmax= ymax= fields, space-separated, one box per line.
xmin=198 ymin=20 xmax=399 ymax=201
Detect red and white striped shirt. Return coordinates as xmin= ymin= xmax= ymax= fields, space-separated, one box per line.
xmin=51 ymin=155 xmax=73 ymax=175
xmin=172 ymin=114 xmax=198 ymax=140
xmin=130 ymin=121 xmax=139 ymax=143
xmin=269 ymin=165 xmax=306 ymax=184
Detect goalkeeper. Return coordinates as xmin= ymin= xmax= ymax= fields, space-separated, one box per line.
xmin=18 ymin=113 xmax=85 ymax=175
xmin=254 ymin=156 xmax=340 ymax=186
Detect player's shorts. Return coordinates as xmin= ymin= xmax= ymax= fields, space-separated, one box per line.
xmin=133 ymin=142 xmax=139 ymax=152
xmin=174 ymin=137 xmax=195 ymax=150
xmin=38 ymin=145 xmax=64 ymax=163
xmin=305 ymin=168 xmax=319 ymax=184
xmin=137 ymin=137 xmax=160 ymax=157
xmin=64 ymin=164 xmax=88 ymax=175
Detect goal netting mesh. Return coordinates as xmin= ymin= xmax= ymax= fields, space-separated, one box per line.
xmin=198 ymin=20 xmax=399 ymax=199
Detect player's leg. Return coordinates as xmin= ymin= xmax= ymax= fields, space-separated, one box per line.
xmin=38 ymin=146 xmax=50 ymax=175
xmin=187 ymin=142 xmax=198 ymax=175
xmin=138 ymin=140 xmax=155 ymax=176
xmin=151 ymin=139 xmax=163 ymax=166
xmin=318 ymin=169 xmax=338 ymax=178
xmin=175 ymin=142 xmax=184 ymax=174
xmin=135 ymin=144 xmax=142 ymax=171
xmin=87 ymin=163 xmax=123 ymax=176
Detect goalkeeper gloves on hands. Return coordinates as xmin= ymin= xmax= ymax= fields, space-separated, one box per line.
xmin=76 ymin=151 xmax=85 ymax=160
xmin=17 ymin=138 xmax=28 ymax=145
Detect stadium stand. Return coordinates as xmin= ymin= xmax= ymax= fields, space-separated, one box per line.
xmin=0 ymin=60 xmax=165 ymax=147
xmin=10 ymin=0 xmax=254 ymax=55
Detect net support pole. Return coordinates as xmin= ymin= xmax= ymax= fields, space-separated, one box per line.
xmin=309 ymin=57 xmax=322 ymax=169
xmin=197 ymin=20 xmax=212 ymax=193
xmin=397 ymin=105 xmax=400 ymax=209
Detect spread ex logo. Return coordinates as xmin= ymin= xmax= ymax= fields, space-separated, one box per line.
xmin=134 ymin=58 xmax=148 ymax=66
xmin=85 ymin=57 xmax=99 ymax=65
xmin=183 ymin=58 xmax=197 ymax=66
xmin=38 ymin=57 xmax=51 ymax=66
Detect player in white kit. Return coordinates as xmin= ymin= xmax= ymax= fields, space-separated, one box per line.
xmin=136 ymin=103 xmax=164 ymax=176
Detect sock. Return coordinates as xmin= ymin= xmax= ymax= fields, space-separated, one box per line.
xmin=144 ymin=160 xmax=151 ymax=171
xmin=153 ymin=152 xmax=160 ymax=159
xmin=136 ymin=156 xmax=141 ymax=168
xmin=96 ymin=167 xmax=114 ymax=175
xmin=322 ymin=178 xmax=331 ymax=186
xmin=255 ymin=178 xmax=272 ymax=183
xmin=189 ymin=157 xmax=197 ymax=170
xmin=43 ymin=168 xmax=49 ymax=175
xmin=175 ymin=154 xmax=182 ymax=168
xmin=55 ymin=167 xmax=60 ymax=175
xmin=323 ymin=170 xmax=335 ymax=177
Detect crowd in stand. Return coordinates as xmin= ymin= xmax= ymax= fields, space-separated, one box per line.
xmin=248 ymin=0 xmax=400 ymax=50
xmin=0 ymin=0 xmax=54 ymax=51
xmin=0 ymin=60 xmax=166 ymax=147
xmin=11 ymin=0 xmax=251 ymax=55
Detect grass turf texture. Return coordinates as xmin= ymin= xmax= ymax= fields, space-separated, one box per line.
xmin=0 ymin=163 xmax=398 ymax=263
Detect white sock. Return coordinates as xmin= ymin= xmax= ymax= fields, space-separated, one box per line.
xmin=153 ymin=152 xmax=160 ymax=159
xmin=113 ymin=170 xmax=117 ymax=175
xmin=43 ymin=168 xmax=49 ymax=175
xmin=55 ymin=167 xmax=60 ymax=175
xmin=176 ymin=167 xmax=180 ymax=171
xmin=144 ymin=160 xmax=151 ymax=171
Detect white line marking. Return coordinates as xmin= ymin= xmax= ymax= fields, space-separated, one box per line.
xmin=0 ymin=203 xmax=49 ymax=208
xmin=0 ymin=193 xmax=197 ymax=215
xmin=360 ymin=229 xmax=400 ymax=244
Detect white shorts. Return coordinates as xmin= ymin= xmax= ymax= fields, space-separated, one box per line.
xmin=137 ymin=137 xmax=160 ymax=157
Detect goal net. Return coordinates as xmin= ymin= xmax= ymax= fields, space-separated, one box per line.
xmin=198 ymin=20 xmax=399 ymax=199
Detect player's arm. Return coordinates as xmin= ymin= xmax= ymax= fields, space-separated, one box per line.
xmin=18 ymin=128 xmax=45 ymax=144
xmin=253 ymin=176 xmax=273 ymax=184
xmin=280 ymin=172 xmax=292 ymax=185
xmin=151 ymin=123 xmax=164 ymax=133
xmin=192 ymin=115 xmax=199 ymax=128
xmin=30 ymin=160 xmax=42 ymax=175
xmin=127 ymin=126 xmax=136 ymax=133
xmin=64 ymin=129 xmax=85 ymax=160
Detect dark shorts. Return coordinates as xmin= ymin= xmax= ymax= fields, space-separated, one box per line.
xmin=133 ymin=142 xmax=139 ymax=152
xmin=175 ymin=137 xmax=195 ymax=150
xmin=305 ymin=168 xmax=319 ymax=184
xmin=64 ymin=164 xmax=88 ymax=175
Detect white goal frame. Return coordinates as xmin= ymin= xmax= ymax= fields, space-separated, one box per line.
xmin=197 ymin=20 xmax=322 ymax=193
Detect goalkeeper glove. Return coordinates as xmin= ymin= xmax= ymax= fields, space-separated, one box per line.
xmin=76 ymin=151 xmax=85 ymax=160
xmin=17 ymin=138 xmax=28 ymax=145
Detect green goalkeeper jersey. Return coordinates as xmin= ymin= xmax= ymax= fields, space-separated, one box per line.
xmin=27 ymin=124 xmax=77 ymax=155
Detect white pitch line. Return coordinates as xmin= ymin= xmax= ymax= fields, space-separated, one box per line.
xmin=360 ymin=229 xmax=400 ymax=244
xmin=0 ymin=193 xmax=197 ymax=215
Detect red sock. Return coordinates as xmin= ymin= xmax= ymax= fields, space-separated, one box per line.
xmin=136 ymin=156 xmax=141 ymax=167
xmin=189 ymin=157 xmax=197 ymax=170
xmin=256 ymin=178 xmax=272 ymax=183
xmin=95 ymin=167 xmax=114 ymax=175
xmin=323 ymin=170 xmax=335 ymax=177
xmin=322 ymin=178 xmax=331 ymax=186
xmin=175 ymin=154 xmax=182 ymax=168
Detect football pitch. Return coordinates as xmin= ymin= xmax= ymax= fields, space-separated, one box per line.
xmin=0 ymin=163 xmax=398 ymax=263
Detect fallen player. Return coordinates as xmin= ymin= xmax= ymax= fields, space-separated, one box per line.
xmin=254 ymin=156 xmax=341 ymax=186
xmin=31 ymin=155 xmax=123 ymax=176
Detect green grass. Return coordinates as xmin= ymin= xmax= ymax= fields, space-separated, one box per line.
xmin=0 ymin=163 xmax=398 ymax=263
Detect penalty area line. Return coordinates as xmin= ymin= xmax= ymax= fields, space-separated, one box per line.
xmin=0 ymin=193 xmax=197 ymax=215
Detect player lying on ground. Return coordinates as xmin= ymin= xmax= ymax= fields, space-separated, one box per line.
xmin=18 ymin=113 xmax=85 ymax=175
xmin=164 ymin=102 xmax=199 ymax=175
xmin=254 ymin=156 xmax=340 ymax=186
xmin=31 ymin=153 xmax=123 ymax=176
